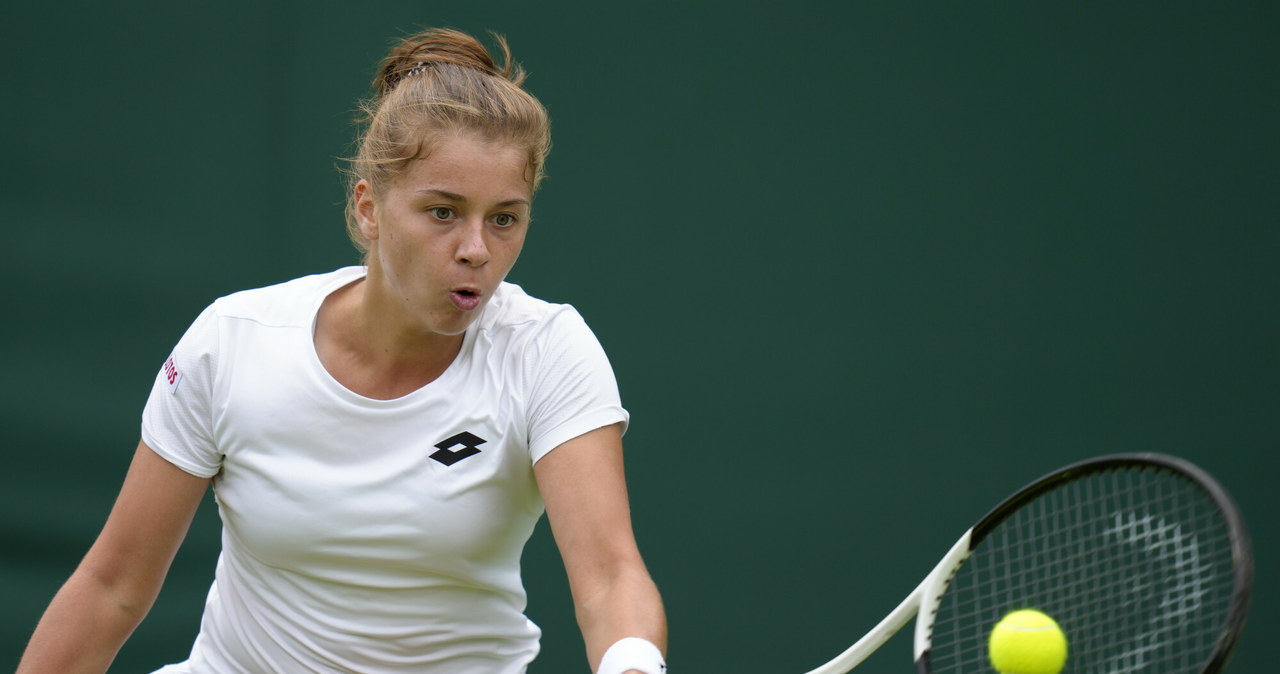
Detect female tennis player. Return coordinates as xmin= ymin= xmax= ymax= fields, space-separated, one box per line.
xmin=17 ymin=28 xmax=666 ymax=674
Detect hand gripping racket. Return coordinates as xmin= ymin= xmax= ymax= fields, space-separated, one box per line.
xmin=804 ymin=453 xmax=1253 ymax=673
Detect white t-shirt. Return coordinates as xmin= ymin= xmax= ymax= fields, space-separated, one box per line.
xmin=141 ymin=267 xmax=628 ymax=673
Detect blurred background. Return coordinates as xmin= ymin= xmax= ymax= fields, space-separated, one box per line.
xmin=2 ymin=1 xmax=1275 ymax=671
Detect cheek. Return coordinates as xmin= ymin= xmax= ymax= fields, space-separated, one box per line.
xmin=503 ymin=231 xmax=529 ymax=262
xmin=385 ymin=228 xmax=454 ymax=278
xmin=375 ymin=230 xmax=415 ymax=280
xmin=492 ymin=241 xmax=525 ymax=277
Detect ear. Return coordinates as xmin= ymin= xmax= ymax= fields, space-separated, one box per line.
xmin=354 ymin=180 xmax=379 ymax=241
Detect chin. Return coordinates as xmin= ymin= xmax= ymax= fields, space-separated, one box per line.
xmin=427 ymin=312 xmax=478 ymax=338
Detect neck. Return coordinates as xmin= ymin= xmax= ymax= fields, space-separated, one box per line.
xmin=315 ymin=278 xmax=465 ymax=400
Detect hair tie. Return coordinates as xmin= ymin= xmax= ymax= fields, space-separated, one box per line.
xmin=405 ymin=61 xmax=430 ymax=79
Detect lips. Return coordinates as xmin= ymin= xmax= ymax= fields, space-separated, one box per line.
xmin=449 ymin=288 xmax=482 ymax=311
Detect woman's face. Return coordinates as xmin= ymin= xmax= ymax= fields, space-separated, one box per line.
xmin=356 ymin=131 xmax=532 ymax=338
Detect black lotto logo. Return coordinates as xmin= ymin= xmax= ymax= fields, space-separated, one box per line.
xmin=430 ymin=431 xmax=487 ymax=466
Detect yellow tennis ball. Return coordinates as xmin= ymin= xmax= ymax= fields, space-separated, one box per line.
xmin=988 ymin=609 xmax=1068 ymax=674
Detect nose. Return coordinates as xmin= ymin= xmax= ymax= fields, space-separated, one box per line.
xmin=456 ymin=220 xmax=490 ymax=267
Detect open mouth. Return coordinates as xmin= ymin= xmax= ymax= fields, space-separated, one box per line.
xmin=449 ymin=289 xmax=482 ymax=311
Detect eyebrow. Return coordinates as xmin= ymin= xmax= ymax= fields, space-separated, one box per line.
xmin=414 ymin=189 xmax=530 ymax=208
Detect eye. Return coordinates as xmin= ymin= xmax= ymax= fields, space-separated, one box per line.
xmin=493 ymin=213 xmax=518 ymax=228
xmin=428 ymin=206 xmax=454 ymax=221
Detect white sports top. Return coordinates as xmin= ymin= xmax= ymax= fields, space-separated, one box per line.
xmin=141 ymin=267 xmax=628 ymax=673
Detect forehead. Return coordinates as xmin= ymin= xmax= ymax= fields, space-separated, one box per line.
xmin=397 ymin=132 xmax=533 ymax=199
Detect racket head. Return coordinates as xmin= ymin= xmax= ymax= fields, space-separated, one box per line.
xmin=915 ymin=453 xmax=1252 ymax=674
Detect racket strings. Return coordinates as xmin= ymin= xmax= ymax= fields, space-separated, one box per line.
xmin=926 ymin=466 xmax=1237 ymax=673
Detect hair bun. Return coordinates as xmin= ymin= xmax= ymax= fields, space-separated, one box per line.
xmin=376 ymin=28 xmax=524 ymax=98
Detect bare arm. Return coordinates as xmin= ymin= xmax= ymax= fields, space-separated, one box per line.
xmin=534 ymin=424 xmax=667 ymax=673
xmin=17 ymin=440 xmax=211 ymax=674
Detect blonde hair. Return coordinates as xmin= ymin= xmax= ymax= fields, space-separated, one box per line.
xmin=343 ymin=28 xmax=551 ymax=255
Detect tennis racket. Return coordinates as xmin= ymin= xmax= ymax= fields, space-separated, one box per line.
xmin=804 ymin=453 xmax=1253 ymax=673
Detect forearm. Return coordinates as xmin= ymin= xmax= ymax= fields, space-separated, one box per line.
xmin=576 ymin=566 xmax=667 ymax=671
xmin=17 ymin=569 xmax=152 ymax=674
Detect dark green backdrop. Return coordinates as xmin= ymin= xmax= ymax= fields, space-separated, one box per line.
xmin=3 ymin=1 xmax=1275 ymax=672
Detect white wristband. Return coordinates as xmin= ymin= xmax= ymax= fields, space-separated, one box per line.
xmin=596 ymin=637 xmax=666 ymax=674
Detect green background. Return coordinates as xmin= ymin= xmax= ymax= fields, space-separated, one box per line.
xmin=3 ymin=1 xmax=1275 ymax=672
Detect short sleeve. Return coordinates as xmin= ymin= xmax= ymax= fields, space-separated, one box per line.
xmin=525 ymin=308 xmax=629 ymax=463
xmin=140 ymin=304 xmax=223 ymax=478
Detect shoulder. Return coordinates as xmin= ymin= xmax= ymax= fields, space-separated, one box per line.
xmin=211 ymin=267 xmax=365 ymax=328
xmin=477 ymin=282 xmax=585 ymax=337
xmin=473 ymin=283 xmax=607 ymax=371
